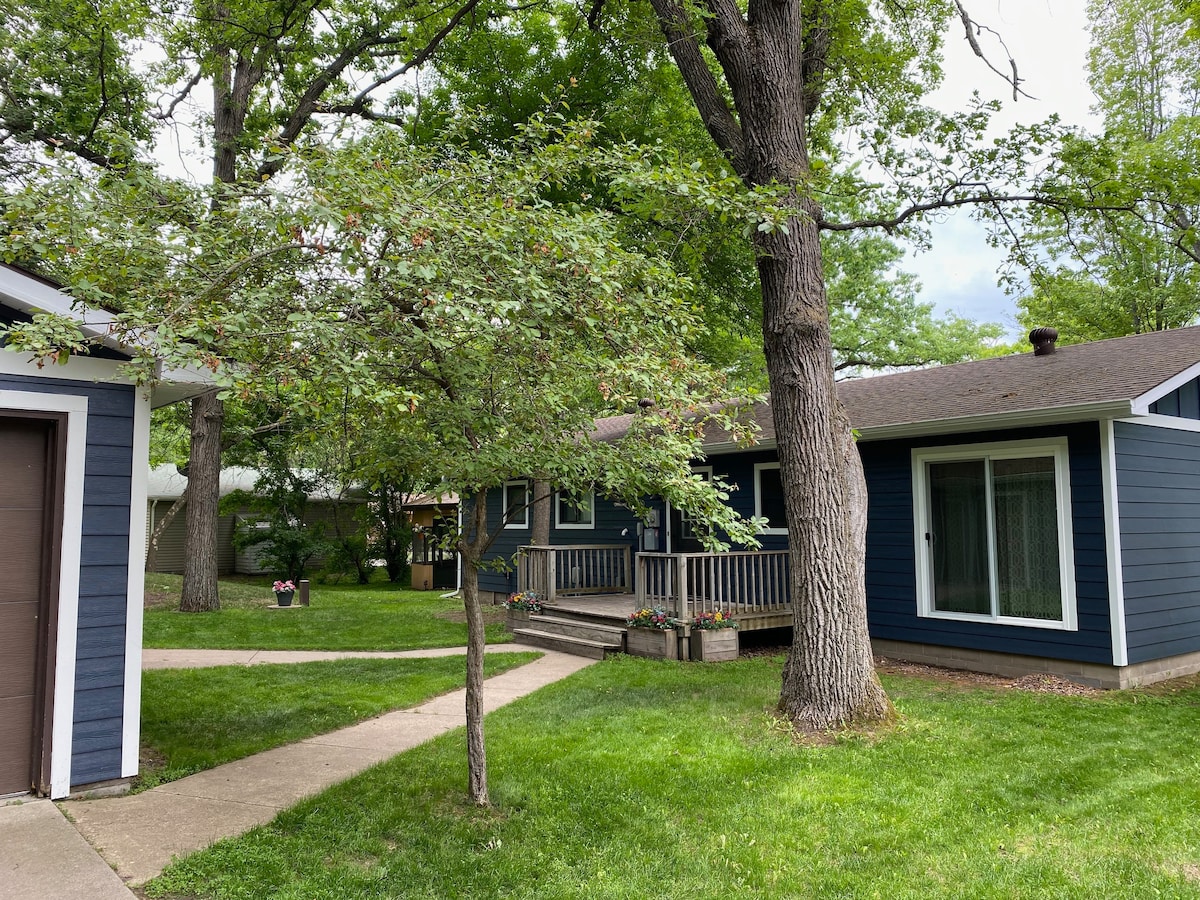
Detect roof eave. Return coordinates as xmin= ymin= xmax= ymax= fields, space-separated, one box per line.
xmin=700 ymin=400 xmax=1137 ymax=454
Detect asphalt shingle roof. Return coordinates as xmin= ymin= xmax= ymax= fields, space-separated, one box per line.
xmin=591 ymin=327 xmax=1200 ymax=446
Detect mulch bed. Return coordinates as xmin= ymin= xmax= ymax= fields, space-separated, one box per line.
xmin=739 ymin=642 xmax=1100 ymax=696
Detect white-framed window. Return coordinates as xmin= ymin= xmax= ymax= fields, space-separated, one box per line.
xmin=912 ymin=438 xmax=1077 ymax=631
xmin=677 ymin=465 xmax=714 ymax=547
xmin=503 ymin=480 xmax=529 ymax=529
xmin=754 ymin=462 xmax=787 ymax=534
xmin=556 ymin=489 xmax=595 ymax=529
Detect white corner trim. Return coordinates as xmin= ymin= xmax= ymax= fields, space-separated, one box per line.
xmin=0 ymin=390 xmax=88 ymax=799
xmin=1116 ymin=413 xmax=1200 ymax=434
xmin=1130 ymin=360 xmax=1200 ymax=415
xmin=1100 ymin=420 xmax=1130 ymax=667
xmin=122 ymin=390 xmax=151 ymax=777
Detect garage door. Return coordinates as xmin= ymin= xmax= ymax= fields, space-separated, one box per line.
xmin=0 ymin=416 xmax=52 ymax=795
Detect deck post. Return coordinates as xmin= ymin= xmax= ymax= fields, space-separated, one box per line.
xmin=545 ymin=551 xmax=557 ymax=604
xmin=675 ymin=554 xmax=688 ymax=619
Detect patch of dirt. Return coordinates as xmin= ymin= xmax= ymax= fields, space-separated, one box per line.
xmin=736 ymin=644 xmax=1100 ymax=697
xmin=143 ymin=589 xmax=177 ymax=610
xmin=435 ymin=605 xmax=508 ymax=625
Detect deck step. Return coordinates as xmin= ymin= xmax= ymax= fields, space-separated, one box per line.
xmin=512 ymin=627 xmax=623 ymax=660
xmin=528 ymin=614 xmax=626 ymax=644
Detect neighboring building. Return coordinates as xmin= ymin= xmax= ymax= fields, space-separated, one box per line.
xmin=481 ymin=327 xmax=1200 ymax=688
xmin=145 ymin=465 xmax=366 ymax=576
xmin=0 ymin=263 xmax=204 ymax=798
xmin=405 ymin=493 xmax=459 ymax=591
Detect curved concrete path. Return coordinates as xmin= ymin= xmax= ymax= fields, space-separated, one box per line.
xmin=11 ymin=646 xmax=594 ymax=894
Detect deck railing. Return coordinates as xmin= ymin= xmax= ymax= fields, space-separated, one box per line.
xmin=516 ymin=544 xmax=632 ymax=602
xmin=636 ymin=550 xmax=791 ymax=619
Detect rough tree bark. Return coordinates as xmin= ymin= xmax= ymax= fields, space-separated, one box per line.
xmin=646 ymin=0 xmax=892 ymax=728
xmin=530 ymin=479 xmax=552 ymax=545
xmin=180 ymin=390 xmax=224 ymax=611
xmin=460 ymin=489 xmax=491 ymax=805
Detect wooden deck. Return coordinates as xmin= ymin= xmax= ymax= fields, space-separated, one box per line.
xmin=541 ymin=592 xmax=791 ymax=632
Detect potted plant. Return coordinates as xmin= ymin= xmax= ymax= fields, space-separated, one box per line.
xmin=273 ymin=579 xmax=297 ymax=607
xmin=625 ymin=607 xmax=680 ymax=660
xmin=504 ymin=590 xmax=543 ymax=629
xmin=689 ymin=610 xmax=739 ymax=661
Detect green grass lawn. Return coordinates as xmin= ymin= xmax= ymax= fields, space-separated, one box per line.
xmin=147 ymin=655 xmax=1200 ymax=899
xmin=143 ymin=574 xmax=511 ymax=650
xmin=138 ymin=653 xmax=539 ymax=789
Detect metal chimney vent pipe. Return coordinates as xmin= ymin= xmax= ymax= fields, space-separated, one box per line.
xmin=1029 ymin=326 xmax=1059 ymax=356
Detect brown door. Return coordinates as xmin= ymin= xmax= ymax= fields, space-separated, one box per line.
xmin=0 ymin=416 xmax=54 ymax=795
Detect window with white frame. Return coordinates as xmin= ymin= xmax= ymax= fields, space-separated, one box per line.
xmin=912 ymin=439 xmax=1077 ymax=630
xmin=556 ymin=489 xmax=594 ymax=529
xmin=503 ymin=480 xmax=529 ymax=529
xmin=754 ymin=463 xmax=787 ymax=534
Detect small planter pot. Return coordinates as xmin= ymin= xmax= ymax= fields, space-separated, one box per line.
xmin=506 ymin=609 xmax=533 ymax=632
xmin=625 ymin=627 xmax=679 ymax=660
xmin=690 ymin=628 xmax=738 ymax=662
xmin=275 ymin=590 xmax=295 ymax=607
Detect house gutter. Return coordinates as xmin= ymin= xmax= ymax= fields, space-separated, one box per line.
xmin=699 ymin=400 xmax=1137 ymax=454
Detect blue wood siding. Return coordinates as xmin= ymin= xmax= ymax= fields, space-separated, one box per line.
xmin=859 ymin=423 xmax=1113 ymax=664
xmin=1150 ymin=377 xmax=1200 ymax=419
xmin=0 ymin=372 xmax=134 ymax=787
xmin=1114 ymin=421 xmax=1200 ymax=663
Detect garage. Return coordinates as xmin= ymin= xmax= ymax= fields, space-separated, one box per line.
xmin=0 ymin=414 xmax=58 ymax=796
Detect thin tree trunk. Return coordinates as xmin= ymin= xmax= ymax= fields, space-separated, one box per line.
xmin=461 ymin=489 xmax=490 ymax=805
xmin=146 ymin=489 xmax=187 ymax=571
xmin=530 ymin=479 xmax=551 ymax=545
xmin=180 ymin=391 xmax=223 ymax=612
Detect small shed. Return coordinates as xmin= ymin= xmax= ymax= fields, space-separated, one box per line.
xmin=405 ymin=493 xmax=459 ymax=591
xmin=0 ymin=263 xmax=204 ymax=798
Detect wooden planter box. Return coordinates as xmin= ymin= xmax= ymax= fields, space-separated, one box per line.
xmin=690 ymin=628 xmax=739 ymax=662
xmin=506 ymin=609 xmax=533 ymax=632
xmin=625 ymin=627 xmax=680 ymax=660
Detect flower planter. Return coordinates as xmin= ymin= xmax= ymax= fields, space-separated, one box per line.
xmin=506 ymin=609 xmax=532 ymax=632
xmin=690 ymin=628 xmax=738 ymax=662
xmin=625 ymin=627 xmax=679 ymax=660
xmin=274 ymin=590 xmax=294 ymax=607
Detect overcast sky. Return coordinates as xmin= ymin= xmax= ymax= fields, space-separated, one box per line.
xmin=906 ymin=1 xmax=1098 ymax=339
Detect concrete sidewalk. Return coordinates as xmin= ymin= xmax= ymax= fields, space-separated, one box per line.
xmin=0 ymin=799 xmax=136 ymax=900
xmin=62 ymin=648 xmax=595 ymax=887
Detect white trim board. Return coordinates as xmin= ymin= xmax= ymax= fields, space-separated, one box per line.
xmin=0 ymin=389 xmax=88 ymax=799
xmin=1099 ymin=419 xmax=1130 ymax=667
xmin=1130 ymin=360 xmax=1200 ymax=415
xmin=1116 ymin=413 xmax=1200 ymax=434
xmin=122 ymin=390 xmax=151 ymax=777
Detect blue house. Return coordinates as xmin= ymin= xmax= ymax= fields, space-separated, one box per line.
xmin=483 ymin=326 xmax=1200 ymax=688
xmin=0 ymin=263 xmax=203 ymax=798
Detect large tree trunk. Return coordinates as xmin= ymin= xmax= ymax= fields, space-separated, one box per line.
xmin=645 ymin=0 xmax=892 ymax=730
xmin=760 ymin=216 xmax=892 ymax=730
xmin=744 ymin=13 xmax=892 ymax=731
xmin=461 ymin=490 xmax=490 ymax=805
xmin=180 ymin=391 xmax=223 ymax=612
xmin=530 ymin=479 xmax=551 ymax=545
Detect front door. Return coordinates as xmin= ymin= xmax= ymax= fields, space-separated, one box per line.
xmin=0 ymin=415 xmax=55 ymax=795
